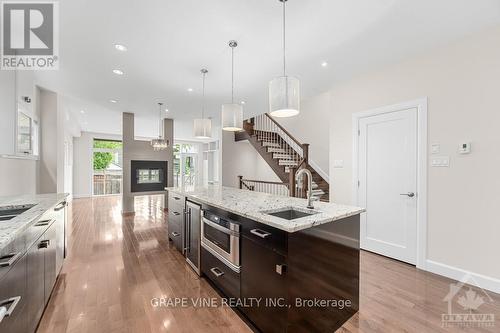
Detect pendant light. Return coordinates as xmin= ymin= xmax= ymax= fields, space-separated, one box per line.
xmin=222 ymin=40 xmax=243 ymax=131
xmin=193 ymin=69 xmax=212 ymax=139
xmin=269 ymin=0 xmax=300 ymax=118
xmin=151 ymin=102 xmax=169 ymax=151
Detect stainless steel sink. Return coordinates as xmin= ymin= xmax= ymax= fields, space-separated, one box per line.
xmin=0 ymin=204 xmax=35 ymax=221
xmin=264 ymin=207 xmax=319 ymax=220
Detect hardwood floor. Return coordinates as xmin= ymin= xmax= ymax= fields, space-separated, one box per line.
xmin=37 ymin=196 xmax=500 ymax=333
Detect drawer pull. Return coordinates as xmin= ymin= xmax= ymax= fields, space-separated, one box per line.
xmin=35 ymin=219 xmax=52 ymax=227
xmin=276 ymin=264 xmax=286 ymax=275
xmin=173 ymin=212 xmax=180 ymax=216
xmin=171 ymin=232 xmax=180 ymax=237
xmin=38 ymin=240 xmax=50 ymax=249
xmin=0 ymin=252 xmax=22 ymax=268
xmin=0 ymin=296 xmax=21 ymax=323
xmin=210 ymin=267 xmax=224 ymax=278
xmin=250 ymin=229 xmax=271 ymax=239
xmin=173 ymin=197 xmax=181 ymax=200
xmin=54 ymin=201 xmax=66 ymax=211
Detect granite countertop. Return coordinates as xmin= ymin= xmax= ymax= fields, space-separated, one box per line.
xmin=166 ymin=186 xmax=365 ymax=233
xmin=0 ymin=193 xmax=68 ymax=251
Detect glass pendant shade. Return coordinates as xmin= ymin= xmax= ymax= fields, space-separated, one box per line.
xmin=222 ymin=103 xmax=243 ymax=131
xmin=193 ymin=118 xmax=212 ymax=139
xmin=150 ymin=102 xmax=169 ymax=150
xmin=151 ymin=138 xmax=169 ymax=151
xmin=269 ymin=75 xmax=300 ymax=117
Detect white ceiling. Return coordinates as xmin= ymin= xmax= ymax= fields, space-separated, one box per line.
xmin=34 ymin=0 xmax=500 ymax=139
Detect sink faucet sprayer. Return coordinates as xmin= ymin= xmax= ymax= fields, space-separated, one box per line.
xmin=295 ymin=168 xmax=314 ymax=209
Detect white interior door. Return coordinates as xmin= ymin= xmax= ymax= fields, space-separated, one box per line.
xmin=358 ymin=108 xmax=418 ymax=264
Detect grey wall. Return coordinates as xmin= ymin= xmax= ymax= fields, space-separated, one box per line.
xmin=38 ymin=89 xmax=58 ymax=194
xmin=122 ymin=112 xmax=174 ymax=213
xmin=221 ymin=130 xmax=280 ymax=188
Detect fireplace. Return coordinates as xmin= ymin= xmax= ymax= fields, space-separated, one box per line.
xmin=131 ymin=160 xmax=167 ymax=192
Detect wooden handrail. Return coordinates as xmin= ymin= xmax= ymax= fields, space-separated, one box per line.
xmin=240 ymin=179 xmax=289 ymax=186
xmin=264 ymin=113 xmax=303 ymax=148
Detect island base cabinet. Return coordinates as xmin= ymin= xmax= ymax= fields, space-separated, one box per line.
xmin=0 ymin=254 xmax=27 ymax=333
xmin=241 ymin=236 xmax=287 ymax=333
xmin=26 ymin=236 xmax=47 ymax=333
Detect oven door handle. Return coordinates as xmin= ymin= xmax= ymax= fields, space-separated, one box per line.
xmin=202 ymin=218 xmax=235 ymax=235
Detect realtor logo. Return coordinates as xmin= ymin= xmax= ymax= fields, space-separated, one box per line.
xmin=442 ymin=274 xmax=495 ymax=328
xmin=1 ymin=1 xmax=59 ymax=69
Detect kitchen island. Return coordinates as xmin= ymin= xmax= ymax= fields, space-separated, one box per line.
xmin=166 ymin=186 xmax=364 ymax=333
xmin=0 ymin=194 xmax=67 ymax=333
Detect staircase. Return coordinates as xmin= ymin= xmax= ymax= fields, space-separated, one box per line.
xmin=235 ymin=113 xmax=329 ymax=202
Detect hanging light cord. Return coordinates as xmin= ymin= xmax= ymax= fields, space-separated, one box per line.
xmin=231 ymin=46 xmax=235 ymax=104
xmin=202 ymin=71 xmax=206 ymax=119
xmin=158 ymin=103 xmax=163 ymax=139
xmin=282 ymin=0 xmax=286 ymax=77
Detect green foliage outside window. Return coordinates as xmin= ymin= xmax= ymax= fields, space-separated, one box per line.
xmin=93 ymin=139 xmax=122 ymax=170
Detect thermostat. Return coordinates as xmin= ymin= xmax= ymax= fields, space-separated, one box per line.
xmin=458 ymin=142 xmax=471 ymax=154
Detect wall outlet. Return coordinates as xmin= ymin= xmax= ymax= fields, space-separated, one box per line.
xmin=431 ymin=156 xmax=450 ymax=167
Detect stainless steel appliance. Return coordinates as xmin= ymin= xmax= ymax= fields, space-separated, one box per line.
xmin=185 ymin=200 xmax=201 ymax=274
xmin=201 ymin=210 xmax=240 ymax=272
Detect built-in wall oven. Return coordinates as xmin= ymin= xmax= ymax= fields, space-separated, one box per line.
xmin=201 ymin=210 xmax=240 ymax=272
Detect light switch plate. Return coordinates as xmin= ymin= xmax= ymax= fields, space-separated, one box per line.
xmin=431 ymin=156 xmax=450 ymax=167
xmin=431 ymin=143 xmax=440 ymax=154
xmin=333 ymin=159 xmax=344 ymax=168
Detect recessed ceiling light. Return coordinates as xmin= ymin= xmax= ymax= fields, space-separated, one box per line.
xmin=80 ymin=110 xmax=85 ymax=114
xmin=321 ymin=61 xmax=328 ymax=67
xmin=187 ymin=88 xmax=193 ymax=92
xmin=165 ymin=109 xmax=169 ymax=112
xmin=240 ymin=101 xmax=246 ymax=105
xmin=114 ymin=44 xmax=127 ymax=52
xmin=112 ymin=69 xmax=124 ymax=75
xmin=109 ymin=99 xmax=118 ymax=103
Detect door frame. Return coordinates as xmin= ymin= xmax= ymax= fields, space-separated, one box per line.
xmin=352 ymin=98 xmax=428 ymax=269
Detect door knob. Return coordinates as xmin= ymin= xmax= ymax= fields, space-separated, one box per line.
xmin=400 ymin=192 xmax=415 ymax=198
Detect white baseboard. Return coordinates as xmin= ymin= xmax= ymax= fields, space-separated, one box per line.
xmin=426 ymin=259 xmax=500 ymax=294
xmin=72 ymin=194 xmax=91 ymax=199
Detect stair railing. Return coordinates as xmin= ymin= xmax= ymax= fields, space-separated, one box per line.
xmin=238 ymin=176 xmax=290 ymax=197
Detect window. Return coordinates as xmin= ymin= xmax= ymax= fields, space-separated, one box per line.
xmin=16 ymin=110 xmax=39 ymax=157
xmin=92 ymin=139 xmax=123 ymax=196
xmin=173 ymin=143 xmax=199 ymax=187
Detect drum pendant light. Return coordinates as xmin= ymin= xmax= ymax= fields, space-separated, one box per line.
xmin=269 ymin=0 xmax=300 ymax=118
xmin=193 ymin=69 xmax=212 ymax=139
xmin=222 ymin=40 xmax=243 ymax=131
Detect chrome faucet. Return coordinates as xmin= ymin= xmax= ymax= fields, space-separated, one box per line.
xmin=295 ymin=168 xmax=314 ymax=209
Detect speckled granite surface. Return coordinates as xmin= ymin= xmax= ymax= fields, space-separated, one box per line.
xmin=0 ymin=193 xmax=68 ymax=251
xmin=166 ymin=186 xmax=364 ymax=233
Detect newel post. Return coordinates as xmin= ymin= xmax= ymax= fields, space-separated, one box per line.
xmin=238 ymin=175 xmax=243 ymax=189
xmin=302 ymin=143 xmax=309 ymax=164
xmin=289 ymin=167 xmax=296 ymax=197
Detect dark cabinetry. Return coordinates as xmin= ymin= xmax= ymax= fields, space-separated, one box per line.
xmin=0 ymin=200 xmax=66 ymax=333
xmin=241 ymin=230 xmax=287 ymax=333
xmin=0 ymin=254 xmax=27 ymax=333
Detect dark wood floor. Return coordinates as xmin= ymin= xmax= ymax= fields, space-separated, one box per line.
xmin=37 ymin=196 xmax=500 ymax=333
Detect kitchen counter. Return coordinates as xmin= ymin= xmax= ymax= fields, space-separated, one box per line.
xmin=166 ymin=185 xmax=364 ymax=232
xmin=0 ymin=193 xmax=68 ymax=251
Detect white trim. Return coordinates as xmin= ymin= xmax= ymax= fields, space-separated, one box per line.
xmin=426 ymin=259 xmax=500 ymax=294
xmin=308 ymin=159 xmax=330 ymax=183
xmin=352 ymin=98 xmax=428 ymax=269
